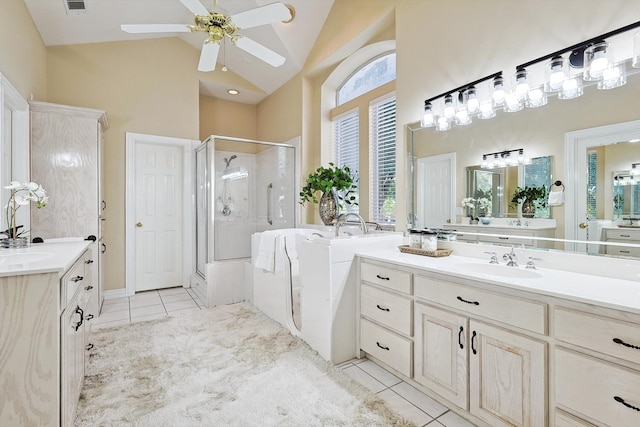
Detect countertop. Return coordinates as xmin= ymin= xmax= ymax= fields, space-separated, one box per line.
xmin=357 ymin=248 xmax=640 ymax=315
xmin=0 ymin=238 xmax=91 ymax=277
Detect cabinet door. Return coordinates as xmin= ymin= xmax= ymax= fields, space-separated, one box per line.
xmin=469 ymin=320 xmax=547 ymax=427
xmin=61 ymin=290 xmax=85 ymax=427
xmin=414 ymin=302 xmax=469 ymax=409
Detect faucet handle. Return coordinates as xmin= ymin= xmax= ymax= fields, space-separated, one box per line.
xmin=484 ymin=251 xmax=499 ymax=264
xmin=525 ymin=257 xmax=537 ymax=270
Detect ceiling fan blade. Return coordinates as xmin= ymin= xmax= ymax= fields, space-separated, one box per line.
xmin=120 ymin=24 xmax=190 ymax=33
xmin=179 ymin=0 xmax=209 ymax=16
xmin=231 ymin=3 xmax=291 ymax=29
xmin=235 ymin=36 xmax=285 ymax=67
xmin=198 ymin=40 xmax=220 ymax=72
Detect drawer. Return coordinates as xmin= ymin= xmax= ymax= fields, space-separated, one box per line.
xmin=62 ymin=257 xmax=86 ymax=305
xmin=555 ymin=348 xmax=640 ymax=427
xmin=480 ymin=234 xmax=534 ymax=247
xmin=605 ymin=229 xmax=640 ymax=241
xmin=360 ymin=318 xmax=412 ymax=377
xmin=604 ymin=242 xmax=640 ymax=257
xmin=361 ymin=262 xmax=412 ymax=294
xmin=361 ymin=284 xmax=412 ymax=336
xmin=554 ymin=410 xmax=595 ymax=427
xmin=554 ymin=307 xmax=640 ymax=365
xmin=414 ymin=275 xmax=547 ymax=335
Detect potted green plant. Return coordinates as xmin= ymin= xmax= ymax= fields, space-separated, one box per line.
xmin=511 ymin=185 xmax=547 ymax=218
xmin=299 ymin=163 xmax=358 ymax=225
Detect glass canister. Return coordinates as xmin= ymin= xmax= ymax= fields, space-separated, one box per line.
xmin=421 ymin=229 xmax=438 ymax=251
xmin=409 ymin=229 xmax=422 ymax=248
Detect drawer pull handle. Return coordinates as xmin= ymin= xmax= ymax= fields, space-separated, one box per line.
xmin=620 ymin=234 xmax=631 ymax=238
xmin=85 ymin=259 xmax=94 ymax=264
xmin=458 ymin=326 xmax=464 ymax=349
xmin=86 ymin=343 xmax=94 ymax=351
xmin=86 ymin=314 xmax=94 ymax=321
xmin=613 ymin=337 xmax=640 ymax=350
xmin=471 ymin=330 xmax=477 ymax=355
xmin=74 ymin=306 xmax=84 ymax=331
xmin=498 ymin=237 xmax=509 ymax=240
xmin=375 ymin=274 xmax=390 ymax=281
xmin=457 ymin=296 xmax=479 ymax=306
xmin=614 ymin=396 xmax=640 ymax=412
xmin=620 ymin=250 xmax=630 ymax=254
xmin=85 ymin=285 xmax=93 ymax=291
xmin=376 ymin=342 xmax=390 ymax=351
xmin=71 ymin=275 xmax=84 ymax=282
xmin=376 ymin=304 xmax=390 ymax=312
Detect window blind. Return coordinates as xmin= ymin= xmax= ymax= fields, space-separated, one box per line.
xmin=332 ymin=110 xmax=359 ymax=213
xmin=369 ymin=95 xmax=396 ymax=223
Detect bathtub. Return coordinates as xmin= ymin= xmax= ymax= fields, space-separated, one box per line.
xmin=252 ymin=228 xmax=329 ymax=336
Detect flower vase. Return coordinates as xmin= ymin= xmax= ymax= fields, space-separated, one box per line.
xmin=0 ymin=237 xmax=28 ymax=248
xmin=319 ymin=190 xmax=339 ymax=225
xmin=522 ymin=198 xmax=536 ymax=218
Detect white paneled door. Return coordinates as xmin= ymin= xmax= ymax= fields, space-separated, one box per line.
xmin=134 ymin=143 xmax=183 ymax=292
xmin=417 ymin=153 xmax=456 ymax=229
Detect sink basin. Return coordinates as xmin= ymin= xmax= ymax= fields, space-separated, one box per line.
xmin=456 ymin=262 xmax=542 ymax=279
xmin=0 ymin=252 xmax=54 ymax=266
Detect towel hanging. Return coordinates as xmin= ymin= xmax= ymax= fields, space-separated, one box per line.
xmin=548 ymin=180 xmax=565 ymax=206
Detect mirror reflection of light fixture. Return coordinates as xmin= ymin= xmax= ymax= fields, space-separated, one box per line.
xmin=631 ymin=162 xmax=640 ymax=176
xmin=481 ymin=148 xmax=528 ymax=169
xmin=419 ymin=20 xmax=640 ymax=132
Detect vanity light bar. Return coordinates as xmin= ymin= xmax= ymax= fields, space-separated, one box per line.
xmin=481 ymin=148 xmax=528 ymax=169
xmin=420 ymin=20 xmax=640 ymax=132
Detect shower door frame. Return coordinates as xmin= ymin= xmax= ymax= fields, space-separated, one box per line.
xmin=196 ymin=135 xmax=301 ymax=276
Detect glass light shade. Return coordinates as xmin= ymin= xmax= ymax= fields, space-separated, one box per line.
xmin=558 ymin=77 xmax=583 ymax=99
xmin=597 ymin=64 xmax=626 ymax=90
xmin=583 ymin=41 xmax=611 ymax=81
xmin=545 ymin=56 xmax=566 ymax=92
xmin=421 ymin=102 xmax=435 ymax=127
xmin=517 ymin=149 xmax=525 ymax=163
xmin=513 ymin=69 xmax=530 ymax=100
xmin=492 ymin=76 xmax=505 ymax=106
xmin=478 ymin=100 xmax=496 ymax=119
xmin=527 ymin=87 xmax=547 ymax=108
xmin=455 ymin=107 xmax=472 ymax=125
xmin=442 ymin=95 xmax=455 ymax=119
xmin=504 ymin=92 xmax=523 ymax=112
xmin=466 ymin=87 xmax=479 ymax=114
xmin=631 ymin=165 xmax=639 ymax=176
xmin=481 ymin=155 xmax=488 ymax=168
xmin=634 ymin=31 xmax=640 ymax=68
xmin=435 ymin=116 xmax=450 ymax=131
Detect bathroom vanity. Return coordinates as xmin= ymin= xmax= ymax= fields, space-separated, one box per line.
xmin=356 ymin=243 xmax=640 ymax=427
xmin=0 ymin=240 xmax=95 ymax=426
xmin=602 ymin=226 xmax=640 ymax=257
xmin=442 ymin=221 xmax=556 ymax=248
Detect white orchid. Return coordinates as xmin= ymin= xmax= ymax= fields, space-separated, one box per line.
xmin=3 ymin=181 xmax=48 ymax=239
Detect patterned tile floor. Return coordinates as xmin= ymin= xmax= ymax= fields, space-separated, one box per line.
xmin=94 ymin=290 xmax=476 ymax=426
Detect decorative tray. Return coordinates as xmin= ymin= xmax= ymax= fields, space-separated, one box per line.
xmin=398 ymin=245 xmax=452 ymax=257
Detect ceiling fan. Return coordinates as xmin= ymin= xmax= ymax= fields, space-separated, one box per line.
xmin=121 ymin=0 xmax=292 ymax=72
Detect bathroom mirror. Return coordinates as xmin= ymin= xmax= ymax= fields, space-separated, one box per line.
xmin=406 ymin=66 xmax=640 ymax=257
xmin=613 ymin=170 xmax=640 ymax=221
xmin=465 ymin=156 xmax=552 ymax=219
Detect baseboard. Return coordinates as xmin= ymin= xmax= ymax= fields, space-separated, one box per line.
xmin=103 ymin=288 xmax=127 ymax=300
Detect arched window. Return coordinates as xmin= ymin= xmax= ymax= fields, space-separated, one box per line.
xmin=336 ymin=52 xmax=396 ymax=106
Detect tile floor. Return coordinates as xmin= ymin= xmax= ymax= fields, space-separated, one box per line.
xmin=93 ymin=286 xmax=204 ymax=329
xmin=93 ymin=290 xmax=475 ymax=426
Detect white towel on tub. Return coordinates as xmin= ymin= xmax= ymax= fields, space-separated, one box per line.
xmin=255 ymin=230 xmax=279 ymax=272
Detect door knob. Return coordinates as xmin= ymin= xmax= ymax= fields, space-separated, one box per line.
xmin=579 ymin=223 xmax=588 ymax=229
xmin=136 ymin=222 xmax=143 ymax=227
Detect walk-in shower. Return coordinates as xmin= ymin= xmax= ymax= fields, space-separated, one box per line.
xmin=193 ymin=135 xmax=298 ymax=306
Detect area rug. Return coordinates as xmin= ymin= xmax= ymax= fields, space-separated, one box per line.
xmin=75 ymin=302 xmax=413 ymax=426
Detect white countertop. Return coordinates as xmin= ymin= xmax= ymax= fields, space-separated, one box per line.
xmin=0 ymin=239 xmax=91 ymax=277
xmin=357 ymin=248 xmax=640 ymax=315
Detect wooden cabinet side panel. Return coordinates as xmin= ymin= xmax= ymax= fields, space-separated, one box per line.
xmin=0 ymin=273 xmax=59 ymax=426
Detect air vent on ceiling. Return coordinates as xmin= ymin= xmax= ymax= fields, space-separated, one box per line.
xmin=64 ymin=0 xmax=87 ymax=15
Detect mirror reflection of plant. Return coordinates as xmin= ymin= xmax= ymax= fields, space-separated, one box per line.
xmin=510 ymin=185 xmax=548 ymax=206
xmin=299 ymin=163 xmax=358 ymax=209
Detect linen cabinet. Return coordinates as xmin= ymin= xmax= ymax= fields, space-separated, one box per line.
xmin=29 ymin=100 xmax=109 ymax=321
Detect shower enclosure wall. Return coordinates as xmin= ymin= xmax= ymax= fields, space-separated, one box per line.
xmin=193 ymin=135 xmax=298 ymax=306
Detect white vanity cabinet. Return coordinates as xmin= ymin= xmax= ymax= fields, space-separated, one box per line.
xmin=0 ymin=244 xmax=91 ymax=427
xmin=442 ymin=224 xmax=556 ymax=248
xmin=602 ymin=227 xmax=640 ymax=257
xmin=413 ymin=273 xmax=547 ymax=427
xmin=553 ymin=306 xmax=640 ymax=426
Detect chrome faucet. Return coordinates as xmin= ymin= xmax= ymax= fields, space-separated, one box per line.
xmin=502 ymin=246 xmax=519 ymax=267
xmin=334 ymin=213 xmax=368 ymax=237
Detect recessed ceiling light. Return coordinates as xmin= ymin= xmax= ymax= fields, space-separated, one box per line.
xmin=227 ymin=89 xmax=239 ymax=95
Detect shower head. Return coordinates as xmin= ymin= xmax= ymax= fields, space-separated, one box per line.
xmin=223 ymin=155 xmax=238 ymax=169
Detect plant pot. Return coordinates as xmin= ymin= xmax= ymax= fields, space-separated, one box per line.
xmin=319 ymin=190 xmax=339 ymax=225
xmin=0 ymin=237 xmax=28 ymax=248
xmin=522 ymin=198 xmax=536 ymax=218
